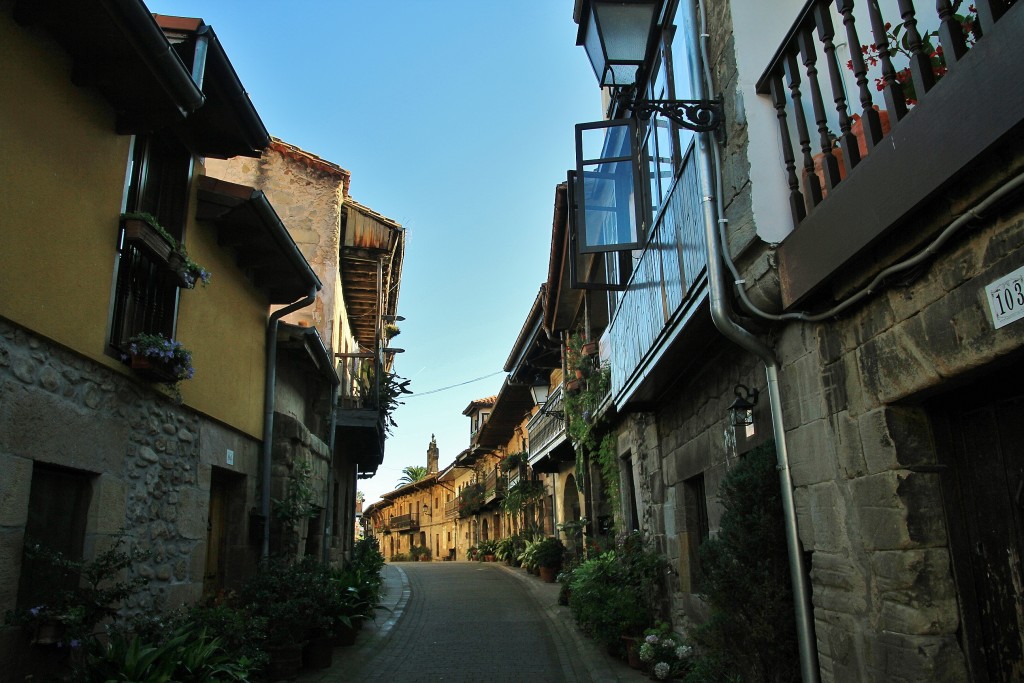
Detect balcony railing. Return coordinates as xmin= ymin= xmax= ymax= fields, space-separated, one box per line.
xmin=527 ymin=385 xmax=567 ymax=464
xmin=389 ymin=513 xmax=419 ymax=531
xmin=444 ymin=498 xmax=459 ymax=519
xmin=483 ymin=469 xmax=507 ymax=503
xmin=607 ymin=144 xmax=708 ymax=406
xmin=758 ymin=0 xmax=1023 ymax=305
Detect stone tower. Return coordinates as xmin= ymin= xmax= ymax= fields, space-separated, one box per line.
xmin=426 ymin=434 xmax=439 ymax=474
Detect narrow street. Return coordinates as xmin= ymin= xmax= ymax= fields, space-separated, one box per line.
xmin=298 ymin=562 xmax=648 ymax=683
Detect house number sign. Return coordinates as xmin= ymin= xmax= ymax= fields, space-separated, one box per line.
xmin=986 ymin=264 xmax=1024 ymax=329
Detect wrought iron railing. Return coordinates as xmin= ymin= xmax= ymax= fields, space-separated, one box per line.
xmin=110 ymin=242 xmax=178 ymax=349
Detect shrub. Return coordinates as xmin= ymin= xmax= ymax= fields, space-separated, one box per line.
xmin=533 ymin=537 xmax=565 ymax=569
xmin=686 ymin=441 xmax=799 ymax=683
xmin=81 ymin=622 xmax=252 ymax=682
xmin=567 ymin=531 xmax=668 ymax=654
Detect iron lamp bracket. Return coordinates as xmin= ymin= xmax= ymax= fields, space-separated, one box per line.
xmin=614 ymin=87 xmax=725 ymax=135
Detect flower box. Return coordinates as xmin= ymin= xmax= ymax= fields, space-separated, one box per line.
xmin=122 ymin=217 xmax=174 ymax=264
xmin=129 ymin=354 xmax=178 ymax=383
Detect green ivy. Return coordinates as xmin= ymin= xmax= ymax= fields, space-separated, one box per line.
xmin=562 ymin=329 xmax=618 ymax=526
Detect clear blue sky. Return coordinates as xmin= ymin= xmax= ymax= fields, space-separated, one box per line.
xmin=147 ymin=1 xmax=601 ymax=504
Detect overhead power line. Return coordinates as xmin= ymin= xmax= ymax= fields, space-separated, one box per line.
xmin=405 ymin=370 xmax=505 ymax=398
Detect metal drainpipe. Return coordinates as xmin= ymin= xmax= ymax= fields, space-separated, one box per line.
xmin=682 ymin=0 xmax=820 ymax=680
xmin=322 ymin=382 xmax=339 ymax=563
xmin=261 ymin=289 xmax=318 ymax=560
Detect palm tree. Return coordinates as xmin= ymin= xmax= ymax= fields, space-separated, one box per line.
xmin=397 ymin=465 xmax=428 ymax=487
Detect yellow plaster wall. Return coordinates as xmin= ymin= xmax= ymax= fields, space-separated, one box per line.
xmin=0 ymin=14 xmax=269 ymax=440
xmin=0 ymin=12 xmax=130 ymax=359
xmin=176 ymin=192 xmax=268 ymax=438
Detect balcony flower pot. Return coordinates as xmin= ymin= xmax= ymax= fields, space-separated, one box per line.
xmin=129 ymin=353 xmax=179 ymax=384
xmin=581 ymin=341 xmax=598 ymax=356
xmin=121 ymin=216 xmax=174 ymax=264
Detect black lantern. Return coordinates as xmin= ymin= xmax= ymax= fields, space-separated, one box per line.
xmin=728 ymin=384 xmax=759 ymax=427
xmin=577 ymin=0 xmax=660 ymax=88
xmin=530 ymin=377 xmax=564 ymax=421
xmin=576 ymin=0 xmax=724 ymax=133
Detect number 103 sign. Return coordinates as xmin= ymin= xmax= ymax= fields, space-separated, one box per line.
xmin=986 ymin=265 xmax=1024 ymax=329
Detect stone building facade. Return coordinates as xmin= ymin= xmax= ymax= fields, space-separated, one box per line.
xmin=551 ymin=0 xmax=1024 ymax=680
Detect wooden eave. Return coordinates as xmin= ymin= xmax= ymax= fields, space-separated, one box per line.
xmin=11 ymin=0 xmax=205 ymax=132
xmin=340 ymin=199 xmax=405 ymax=350
xmin=196 ymin=175 xmax=322 ymax=303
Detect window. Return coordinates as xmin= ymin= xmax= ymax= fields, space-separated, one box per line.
xmin=17 ymin=465 xmax=94 ymax=609
xmin=682 ymin=473 xmax=710 ymax=591
xmin=575 ymin=120 xmax=643 ymax=254
xmin=109 ymin=132 xmax=193 ymax=352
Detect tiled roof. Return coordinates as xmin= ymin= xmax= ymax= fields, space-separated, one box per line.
xmin=270 ymin=138 xmax=351 ymax=189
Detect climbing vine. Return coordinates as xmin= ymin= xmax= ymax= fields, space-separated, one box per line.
xmin=562 ymin=329 xmax=620 ymax=528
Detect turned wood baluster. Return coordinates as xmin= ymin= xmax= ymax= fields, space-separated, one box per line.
xmin=816 ymin=2 xmax=860 ymax=175
xmin=973 ymin=0 xmax=1007 ymax=38
xmin=769 ymin=74 xmax=807 ymax=225
xmin=896 ymin=0 xmax=935 ymax=102
xmin=784 ymin=52 xmax=823 ymax=210
xmin=797 ymin=26 xmax=842 ymax=191
xmin=836 ymin=0 xmax=884 ymax=150
xmin=936 ymin=0 xmax=969 ymax=65
xmin=866 ymin=0 xmax=909 ymax=119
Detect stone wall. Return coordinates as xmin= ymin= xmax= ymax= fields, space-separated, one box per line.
xmin=0 ymin=317 xmax=262 ymax=667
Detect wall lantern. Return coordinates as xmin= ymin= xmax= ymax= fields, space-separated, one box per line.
xmin=576 ymin=0 xmax=723 ymax=133
xmin=728 ymin=384 xmax=759 ymax=427
xmin=530 ymin=377 xmax=564 ymax=421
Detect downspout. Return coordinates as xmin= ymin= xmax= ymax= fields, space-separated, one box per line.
xmin=684 ymin=0 xmax=820 ymax=680
xmin=261 ymin=289 xmax=318 ymax=560
xmin=322 ymin=383 xmax=339 ymax=563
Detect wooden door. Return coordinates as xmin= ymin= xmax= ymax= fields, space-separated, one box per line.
xmin=933 ymin=380 xmax=1024 ymax=682
xmin=204 ymin=480 xmax=227 ymax=599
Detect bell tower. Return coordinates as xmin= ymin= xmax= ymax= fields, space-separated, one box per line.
xmin=426 ymin=434 xmax=439 ymax=474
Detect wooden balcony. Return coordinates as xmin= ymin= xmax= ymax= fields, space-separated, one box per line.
xmin=483 ymin=469 xmax=507 ymax=504
xmin=606 ymin=146 xmax=713 ymax=408
xmin=389 ymin=513 xmax=419 ymax=531
xmin=758 ymin=0 xmax=1024 ymax=306
xmin=444 ymin=498 xmax=459 ymax=519
xmin=527 ymin=385 xmax=567 ymax=466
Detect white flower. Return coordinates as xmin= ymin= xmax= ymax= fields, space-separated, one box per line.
xmin=639 ymin=642 xmax=655 ymax=662
xmin=663 ymin=638 xmax=675 ymax=648
xmin=646 ymin=634 xmax=660 ymax=644
xmin=676 ymin=645 xmax=691 ymax=659
xmin=654 ymin=661 xmax=671 ymax=680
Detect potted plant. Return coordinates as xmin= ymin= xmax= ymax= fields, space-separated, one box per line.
xmin=478 ymin=539 xmax=498 ymax=562
xmin=120 ymin=212 xmax=210 ymax=288
xmin=124 ymin=332 xmax=194 ymax=399
xmin=534 ymin=537 xmax=565 ymax=582
xmin=3 ymin=536 xmax=148 ymax=649
xmin=240 ymin=558 xmax=323 ymax=679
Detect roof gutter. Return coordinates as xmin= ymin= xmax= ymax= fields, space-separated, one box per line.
xmin=686 ymin=0 xmax=820 ymax=680
xmin=104 ymin=0 xmax=205 ymax=116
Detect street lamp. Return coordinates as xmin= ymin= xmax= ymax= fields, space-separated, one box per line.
xmin=728 ymin=384 xmax=759 ymax=427
xmin=577 ymin=0 xmax=723 ymax=133
xmin=530 ymin=378 xmax=564 ymax=421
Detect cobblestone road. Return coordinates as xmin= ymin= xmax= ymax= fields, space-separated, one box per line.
xmin=299 ymin=561 xmax=648 ymax=683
